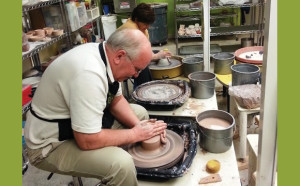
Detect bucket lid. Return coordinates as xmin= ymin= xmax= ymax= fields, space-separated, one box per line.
xmin=231 ymin=63 xmax=260 ymax=74
xmin=150 ymin=3 xmax=168 ymax=8
xmin=213 ymin=52 xmax=234 ymax=60
xmin=101 ymin=14 xmax=117 ymax=21
xmin=182 ymin=56 xmax=203 ymax=64
xmin=188 ymin=71 xmax=216 ymax=81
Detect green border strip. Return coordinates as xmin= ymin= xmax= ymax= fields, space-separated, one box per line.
xmin=0 ymin=1 xmax=21 ymax=185
xmin=278 ymin=1 xmax=300 ymax=185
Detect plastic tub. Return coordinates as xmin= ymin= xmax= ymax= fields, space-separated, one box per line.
xmin=148 ymin=3 xmax=168 ymax=45
xmin=241 ymin=38 xmax=254 ymax=48
xmin=231 ymin=64 xmax=260 ymax=86
xmin=101 ymin=14 xmax=117 ymax=40
xmin=213 ymin=52 xmax=234 ymax=75
xmin=196 ymin=110 xmax=235 ymax=153
xmin=182 ymin=56 xmax=204 ymax=77
xmin=188 ymin=71 xmax=215 ymax=99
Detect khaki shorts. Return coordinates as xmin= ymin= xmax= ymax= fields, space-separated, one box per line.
xmin=26 ymin=104 xmax=148 ymax=186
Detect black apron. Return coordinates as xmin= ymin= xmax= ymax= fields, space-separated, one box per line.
xmin=30 ymin=43 xmax=119 ymax=141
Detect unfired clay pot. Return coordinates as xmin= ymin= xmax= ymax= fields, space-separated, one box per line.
xmin=43 ymin=27 xmax=54 ymax=36
xmin=29 ymin=35 xmax=44 ymax=42
xmin=52 ymin=29 xmax=64 ymax=36
xmin=34 ymin=29 xmax=46 ymax=37
xmin=157 ymin=58 xmax=169 ymax=67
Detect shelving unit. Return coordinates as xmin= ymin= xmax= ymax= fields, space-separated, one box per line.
xmin=22 ymin=33 xmax=68 ymax=61
xmin=22 ymin=1 xmax=71 ymax=175
xmin=201 ymin=0 xmax=265 ymax=71
xmin=22 ymin=0 xmax=71 ymax=69
xmin=174 ymin=0 xmax=264 ymax=57
xmin=22 ymin=0 xmax=61 ymax=12
xmin=210 ymin=12 xmax=237 ymax=19
xmin=174 ymin=0 xmax=202 ymax=55
xmin=210 ymin=2 xmax=262 ymax=9
xmin=67 ymin=16 xmax=101 ymax=42
xmin=209 ymin=2 xmax=264 ymax=39
xmin=22 ymin=0 xmax=103 ymax=68
xmin=211 ymin=24 xmax=259 ymax=36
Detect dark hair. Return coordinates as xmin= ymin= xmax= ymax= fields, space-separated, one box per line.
xmin=131 ymin=3 xmax=155 ymax=24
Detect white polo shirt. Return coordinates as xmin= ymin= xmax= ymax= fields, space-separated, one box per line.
xmin=24 ymin=42 xmax=122 ymax=150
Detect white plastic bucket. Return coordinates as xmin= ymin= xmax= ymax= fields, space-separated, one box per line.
xmin=101 ymin=15 xmax=117 ymax=40
xmin=121 ymin=18 xmax=128 ymax=24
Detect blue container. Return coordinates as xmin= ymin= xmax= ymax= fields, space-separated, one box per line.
xmin=148 ymin=3 xmax=168 ymax=45
xmin=103 ymin=4 xmax=110 ymax=15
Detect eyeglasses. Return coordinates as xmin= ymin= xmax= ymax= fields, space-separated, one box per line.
xmin=132 ymin=64 xmax=143 ymax=75
xmin=125 ymin=52 xmax=143 ymax=75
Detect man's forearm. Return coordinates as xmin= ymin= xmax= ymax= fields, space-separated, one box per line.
xmin=109 ymin=95 xmax=140 ymax=128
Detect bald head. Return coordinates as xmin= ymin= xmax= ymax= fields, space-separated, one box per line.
xmin=105 ymin=28 xmax=153 ymax=81
xmin=106 ymin=28 xmax=152 ymax=61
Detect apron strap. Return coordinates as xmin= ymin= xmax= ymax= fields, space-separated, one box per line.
xmin=29 ymin=105 xmax=73 ymax=141
xmin=99 ymin=42 xmax=119 ymax=129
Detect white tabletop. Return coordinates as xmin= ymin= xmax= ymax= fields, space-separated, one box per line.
xmin=141 ymin=92 xmax=241 ymax=186
xmin=138 ymin=145 xmax=241 ymax=186
xmin=148 ymin=93 xmax=218 ymax=118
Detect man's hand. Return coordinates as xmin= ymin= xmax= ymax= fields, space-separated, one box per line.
xmin=132 ymin=119 xmax=167 ymax=142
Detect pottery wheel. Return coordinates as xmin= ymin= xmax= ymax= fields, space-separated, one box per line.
xmin=127 ymin=130 xmax=184 ymax=169
xmin=149 ymin=58 xmax=181 ymax=70
xmin=135 ymin=83 xmax=182 ymax=101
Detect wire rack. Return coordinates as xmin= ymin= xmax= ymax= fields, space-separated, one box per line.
xmin=22 ymin=33 xmax=68 ymax=61
xmin=22 ymin=0 xmax=62 ymax=12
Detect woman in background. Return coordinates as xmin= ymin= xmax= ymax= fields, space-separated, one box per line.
xmin=118 ymin=3 xmax=171 ymax=88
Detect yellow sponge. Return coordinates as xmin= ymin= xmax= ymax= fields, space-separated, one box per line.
xmin=206 ymin=159 xmax=221 ymax=173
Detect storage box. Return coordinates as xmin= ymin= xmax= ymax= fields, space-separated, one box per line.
xmin=113 ymin=0 xmax=136 ymax=13
xmin=77 ymin=2 xmax=89 ymax=27
xmin=22 ymin=85 xmax=32 ymax=106
xmin=86 ymin=7 xmax=100 ymax=21
xmin=65 ymin=2 xmax=81 ymax=31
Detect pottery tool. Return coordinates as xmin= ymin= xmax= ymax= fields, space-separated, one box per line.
xmin=163 ymin=48 xmax=171 ymax=65
xmin=199 ymin=174 xmax=222 ymax=184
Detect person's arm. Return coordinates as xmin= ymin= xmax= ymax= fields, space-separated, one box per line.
xmin=109 ymin=95 xmax=140 ymax=128
xmin=73 ymin=95 xmax=167 ymax=150
xmin=73 ymin=119 xmax=167 ymax=150
xmin=151 ymin=50 xmax=172 ymax=61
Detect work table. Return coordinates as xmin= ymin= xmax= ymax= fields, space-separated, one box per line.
xmin=141 ymin=94 xmax=241 ymax=185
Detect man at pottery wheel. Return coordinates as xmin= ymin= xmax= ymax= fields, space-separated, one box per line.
xmin=24 ymin=28 xmax=167 ymax=186
xmin=118 ymin=3 xmax=172 ymax=88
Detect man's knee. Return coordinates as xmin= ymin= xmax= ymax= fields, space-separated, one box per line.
xmin=130 ymin=104 xmax=149 ymax=120
xmin=103 ymin=149 xmax=137 ymax=185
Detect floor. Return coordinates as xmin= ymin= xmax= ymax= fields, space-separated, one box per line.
xmin=22 ymin=37 xmax=259 ymax=186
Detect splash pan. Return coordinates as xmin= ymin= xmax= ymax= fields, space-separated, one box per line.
xmin=131 ymin=80 xmax=190 ymax=110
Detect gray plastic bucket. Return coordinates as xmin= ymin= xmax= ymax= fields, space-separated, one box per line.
xmin=213 ymin=52 xmax=234 ymax=75
xmin=148 ymin=3 xmax=168 ymax=45
xmin=241 ymin=38 xmax=254 ymax=48
xmin=196 ymin=110 xmax=235 ymax=153
xmin=231 ymin=64 xmax=260 ymax=86
xmin=188 ymin=71 xmax=215 ymax=99
xmin=182 ymin=56 xmax=204 ymax=77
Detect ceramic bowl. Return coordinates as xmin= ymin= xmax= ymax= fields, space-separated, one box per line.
xmin=34 ymin=29 xmax=46 ymax=37
xmin=29 ymin=35 xmax=44 ymax=42
xmin=52 ymin=29 xmax=64 ymax=36
xmin=43 ymin=27 xmax=54 ymax=36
